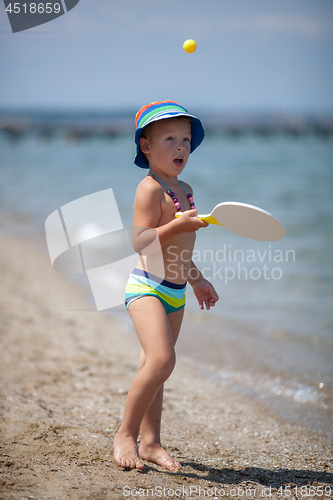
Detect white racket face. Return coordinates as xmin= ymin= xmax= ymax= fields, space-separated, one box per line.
xmin=203 ymin=202 xmax=285 ymax=241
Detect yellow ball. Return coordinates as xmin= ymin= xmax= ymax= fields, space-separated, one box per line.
xmin=183 ymin=39 xmax=197 ymax=53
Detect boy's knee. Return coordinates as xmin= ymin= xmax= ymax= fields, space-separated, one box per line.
xmin=162 ymin=353 xmax=176 ymax=376
xmin=150 ymin=353 xmax=176 ymax=382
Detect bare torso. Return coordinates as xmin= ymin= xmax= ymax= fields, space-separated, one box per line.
xmin=134 ymin=176 xmax=196 ymax=284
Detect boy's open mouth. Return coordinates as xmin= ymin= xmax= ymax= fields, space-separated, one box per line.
xmin=173 ymin=157 xmax=183 ymax=166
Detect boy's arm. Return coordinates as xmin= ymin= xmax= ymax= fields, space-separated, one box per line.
xmin=156 ymin=213 xmax=206 ymax=247
xmin=188 ymin=260 xmax=219 ymax=310
xmin=187 ymin=259 xmax=205 ymax=286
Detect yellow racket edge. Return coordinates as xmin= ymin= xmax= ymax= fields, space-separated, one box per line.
xmin=174 ymin=213 xmax=221 ymax=226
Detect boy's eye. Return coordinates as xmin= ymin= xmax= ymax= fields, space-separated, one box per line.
xmin=166 ymin=137 xmax=174 ymax=141
xmin=184 ymin=138 xmax=190 ymax=142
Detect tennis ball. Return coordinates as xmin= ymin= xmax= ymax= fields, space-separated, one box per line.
xmin=183 ymin=39 xmax=197 ymax=53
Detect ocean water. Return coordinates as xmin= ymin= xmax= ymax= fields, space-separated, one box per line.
xmin=1 ymin=130 xmax=332 ymax=436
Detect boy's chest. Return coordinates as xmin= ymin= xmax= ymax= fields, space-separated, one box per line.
xmin=158 ymin=189 xmax=193 ymax=226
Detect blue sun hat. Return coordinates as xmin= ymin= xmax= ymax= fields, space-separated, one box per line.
xmin=134 ymin=100 xmax=205 ymax=169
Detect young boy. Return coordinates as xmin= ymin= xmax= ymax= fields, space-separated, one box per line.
xmin=114 ymin=101 xmax=219 ymax=471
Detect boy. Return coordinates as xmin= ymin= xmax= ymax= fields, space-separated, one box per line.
xmin=114 ymin=101 xmax=219 ymax=471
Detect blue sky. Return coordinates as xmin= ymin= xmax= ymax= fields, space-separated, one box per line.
xmin=0 ymin=0 xmax=332 ymax=112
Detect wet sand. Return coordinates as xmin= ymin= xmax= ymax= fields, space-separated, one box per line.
xmin=0 ymin=232 xmax=332 ymax=500
xmin=177 ymin=309 xmax=333 ymax=440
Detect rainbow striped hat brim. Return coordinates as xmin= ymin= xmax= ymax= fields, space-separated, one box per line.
xmin=134 ymin=100 xmax=205 ymax=168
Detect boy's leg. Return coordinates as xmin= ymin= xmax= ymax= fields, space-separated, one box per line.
xmin=114 ymin=296 xmax=176 ymax=470
xmin=138 ymin=307 xmax=184 ymax=470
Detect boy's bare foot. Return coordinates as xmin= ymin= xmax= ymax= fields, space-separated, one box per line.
xmin=139 ymin=443 xmax=181 ymax=471
xmin=114 ymin=431 xmax=144 ymax=470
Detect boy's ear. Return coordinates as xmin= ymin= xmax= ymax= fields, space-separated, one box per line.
xmin=140 ymin=137 xmax=150 ymax=154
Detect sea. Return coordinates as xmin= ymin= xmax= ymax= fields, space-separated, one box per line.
xmin=1 ymin=114 xmax=332 ymax=439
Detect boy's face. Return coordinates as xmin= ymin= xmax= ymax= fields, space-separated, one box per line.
xmin=139 ymin=118 xmax=191 ymax=175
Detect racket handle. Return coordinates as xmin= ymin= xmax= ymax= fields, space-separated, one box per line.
xmin=175 ymin=212 xmax=200 ymax=219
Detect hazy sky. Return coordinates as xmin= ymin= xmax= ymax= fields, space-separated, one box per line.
xmin=1 ymin=0 xmax=332 ymax=112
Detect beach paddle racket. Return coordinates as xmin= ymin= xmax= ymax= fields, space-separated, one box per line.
xmin=176 ymin=202 xmax=285 ymax=241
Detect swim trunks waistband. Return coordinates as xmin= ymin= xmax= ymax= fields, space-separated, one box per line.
xmin=131 ymin=268 xmax=187 ymax=289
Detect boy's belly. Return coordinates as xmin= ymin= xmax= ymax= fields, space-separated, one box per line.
xmin=135 ymin=232 xmax=196 ymax=284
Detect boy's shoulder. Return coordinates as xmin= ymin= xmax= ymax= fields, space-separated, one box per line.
xmin=137 ymin=175 xmax=162 ymax=192
xmin=135 ymin=175 xmax=164 ymax=202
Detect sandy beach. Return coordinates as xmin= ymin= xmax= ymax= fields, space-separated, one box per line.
xmin=0 ymin=231 xmax=332 ymax=500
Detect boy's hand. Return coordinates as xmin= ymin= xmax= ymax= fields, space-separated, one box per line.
xmin=176 ymin=210 xmax=208 ymax=232
xmin=191 ymin=278 xmax=219 ymax=310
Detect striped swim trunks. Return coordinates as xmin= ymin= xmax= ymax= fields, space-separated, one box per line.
xmin=124 ymin=268 xmax=187 ymax=314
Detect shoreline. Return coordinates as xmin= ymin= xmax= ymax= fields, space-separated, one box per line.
xmin=0 ymin=231 xmax=332 ymax=499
